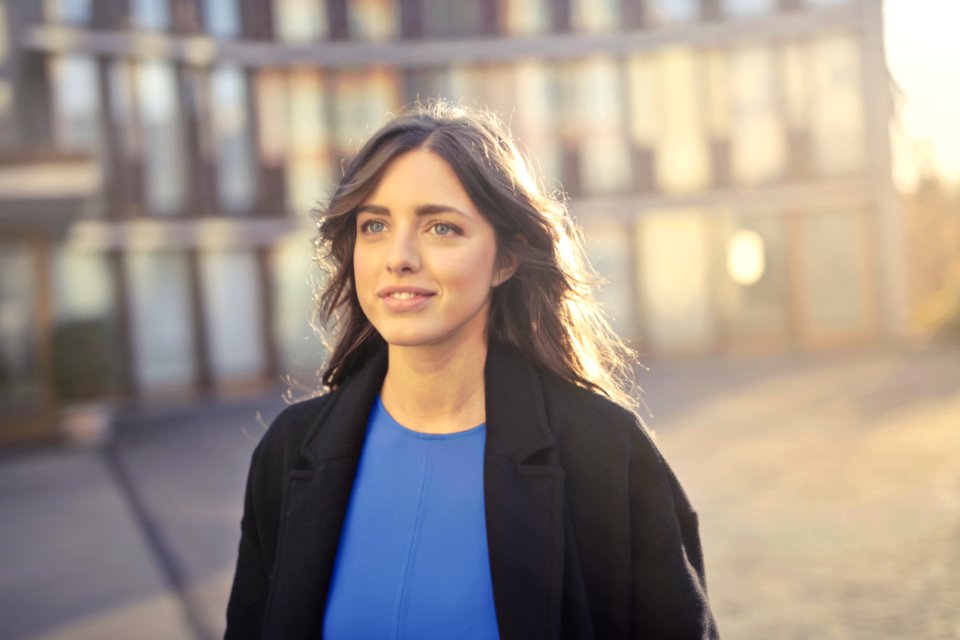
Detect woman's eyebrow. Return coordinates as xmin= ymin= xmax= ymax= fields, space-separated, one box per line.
xmin=357 ymin=203 xmax=472 ymax=219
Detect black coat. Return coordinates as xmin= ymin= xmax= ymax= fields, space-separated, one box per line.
xmin=224 ymin=346 xmax=719 ymax=639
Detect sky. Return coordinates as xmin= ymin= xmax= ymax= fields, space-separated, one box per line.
xmin=884 ymin=0 xmax=960 ymax=190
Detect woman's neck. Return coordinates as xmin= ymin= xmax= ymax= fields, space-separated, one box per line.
xmin=380 ymin=339 xmax=488 ymax=435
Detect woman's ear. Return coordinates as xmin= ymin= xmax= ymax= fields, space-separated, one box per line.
xmin=493 ymin=234 xmax=526 ymax=287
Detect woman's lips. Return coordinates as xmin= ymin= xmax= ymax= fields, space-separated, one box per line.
xmin=378 ymin=289 xmax=436 ymax=312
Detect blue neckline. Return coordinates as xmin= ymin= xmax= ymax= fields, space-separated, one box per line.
xmin=376 ymin=396 xmax=486 ymax=440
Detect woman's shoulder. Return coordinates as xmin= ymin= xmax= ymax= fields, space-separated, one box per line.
xmin=537 ymin=369 xmax=653 ymax=451
xmin=252 ymin=392 xmax=336 ymax=465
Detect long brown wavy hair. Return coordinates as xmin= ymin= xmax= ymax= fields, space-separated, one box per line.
xmin=312 ymin=100 xmax=638 ymax=412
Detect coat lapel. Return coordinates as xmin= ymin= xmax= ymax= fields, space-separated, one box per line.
xmin=262 ymin=346 xmax=566 ymax=640
xmin=262 ymin=349 xmax=387 ymax=639
xmin=484 ymin=347 xmax=567 ymax=640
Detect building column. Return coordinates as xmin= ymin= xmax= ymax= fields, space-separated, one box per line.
xmin=860 ymin=0 xmax=909 ymax=339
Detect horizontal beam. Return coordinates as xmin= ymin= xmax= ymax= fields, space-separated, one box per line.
xmin=20 ymin=4 xmax=861 ymax=69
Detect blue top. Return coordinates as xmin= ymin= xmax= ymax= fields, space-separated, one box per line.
xmin=323 ymin=396 xmax=500 ymax=640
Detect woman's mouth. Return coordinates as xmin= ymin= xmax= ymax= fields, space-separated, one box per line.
xmin=378 ymin=288 xmax=436 ymax=311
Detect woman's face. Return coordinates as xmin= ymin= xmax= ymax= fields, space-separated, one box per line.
xmin=353 ymin=149 xmax=508 ymax=352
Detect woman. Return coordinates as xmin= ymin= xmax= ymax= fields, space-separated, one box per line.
xmin=225 ymin=102 xmax=718 ymax=639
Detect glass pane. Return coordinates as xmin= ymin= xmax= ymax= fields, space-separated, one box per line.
xmin=646 ymin=0 xmax=699 ymax=25
xmin=502 ymin=0 xmax=551 ymax=35
xmin=350 ymin=0 xmax=398 ymax=40
xmin=45 ymin=0 xmax=92 ymax=24
xmin=127 ymin=252 xmax=196 ymax=389
xmin=137 ymin=61 xmax=186 ymax=214
xmin=211 ymin=65 xmax=257 ymax=213
xmin=513 ymin=61 xmax=561 ymax=190
xmin=255 ymin=70 xmax=288 ymax=164
xmin=723 ymin=0 xmax=777 ymax=17
xmin=130 ymin=0 xmax=170 ymax=30
xmin=421 ymin=0 xmax=483 ymax=37
xmin=626 ymin=54 xmax=659 ymax=147
xmin=272 ymin=234 xmax=325 ymax=380
xmin=702 ymin=49 xmax=730 ymax=140
xmin=274 ymin=0 xmax=327 ymax=42
xmin=200 ymin=251 xmax=265 ymax=380
xmin=714 ymin=212 xmax=789 ymax=341
xmin=800 ymin=209 xmax=869 ymax=335
xmin=729 ymin=45 xmax=786 ymax=186
xmin=572 ymin=0 xmax=619 ymax=32
xmin=577 ymin=56 xmax=631 ymax=195
xmin=584 ymin=222 xmax=635 ymax=339
xmin=287 ymin=69 xmax=332 ymax=217
xmin=0 ymin=244 xmax=39 ymax=407
xmin=809 ymin=35 xmax=864 ymax=174
xmin=331 ymin=68 xmax=399 ymax=155
xmin=53 ymin=249 xmax=114 ymax=322
xmin=405 ymin=67 xmax=449 ymax=103
xmin=636 ymin=210 xmax=714 ymax=351
xmin=51 ymin=248 xmax=124 ymax=400
xmin=655 ymin=47 xmax=710 ymax=193
xmin=780 ymin=42 xmax=809 ymax=130
xmin=49 ymin=55 xmax=101 ymax=152
xmin=203 ymin=0 xmax=241 ymax=37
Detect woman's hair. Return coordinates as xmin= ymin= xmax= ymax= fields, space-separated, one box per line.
xmin=312 ymin=100 xmax=639 ymax=412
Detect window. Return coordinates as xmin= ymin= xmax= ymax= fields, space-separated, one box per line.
xmin=636 ymin=210 xmax=715 ymax=352
xmin=137 ymin=61 xmax=186 ymax=214
xmin=583 ymin=222 xmax=636 ymax=339
xmin=654 ymin=47 xmax=710 ymax=193
xmin=286 ymin=69 xmax=332 ymax=216
xmin=127 ymin=251 xmax=197 ymax=389
xmin=49 ymin=55 xmax=101 ymax=153
xmin=722 ymin=0 xmax=777 ymax=18
xmin=571 ymin=0 xmax=619 ymax=32
xmin=799 ymin=209 xmax=870 ymax=338
xmin=54 ymin=249 xmax=115 ymax=323
xmin=809 ymin=35 xmax=864 ymax=174
xmin=350 ymin=0 xmax=398 ymax=40
xmin=331 ymin=68 xmax=399 ymax=156
xmin=626 ymin=53 xmax=659 ymax=192
xmin=645 ymin=0 xmax=699 ymax=26
xmin=274 ymin=0 xmax=327 ymax=42
xmin=200 ymin=250 xmax=265 ymax=380
xmin=576 ymin=57 xmax=631 ymax=195
xmin=728 ymin=45 xmax=785 ymax=186
xmin=45 ymin=0 xmax=92 ymax=25
xmin=500 ymin=0 xmax=551 ymax=35
xmin=130 ymin=0 xmax=170 ymax=31
xmin=405 ymin=67 xmax=449 ymax=104
xmin=202 ymin=0 xmax=241 ymax=38
xmin=513 ymin=61 xmax=561 ymax=190
xmin=210 ymin=65 xmax=257 ymax=213
xmin=272 ymin=233 xmax=325 ymax=379
xmin=714 ymin=212 xmax=789 ymax=343
xmin=421 ymin=0 xmax=484 ymax=37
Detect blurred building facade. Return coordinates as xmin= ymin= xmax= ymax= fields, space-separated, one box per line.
xmin=0 ymin=0 xmax=903 ymax=444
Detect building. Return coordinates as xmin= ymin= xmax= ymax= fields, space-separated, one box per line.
xmin=0 ymin=0 xmax=904 ymax=444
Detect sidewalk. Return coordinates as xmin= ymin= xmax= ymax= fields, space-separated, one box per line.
xmin=1 ymin=345 xmax=958 ymax=639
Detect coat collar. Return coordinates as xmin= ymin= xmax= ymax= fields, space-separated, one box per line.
xmin=264 ymin=344 xmax=566 ymax=640
xmin=297 ymin=343 xmax=560 ymax=467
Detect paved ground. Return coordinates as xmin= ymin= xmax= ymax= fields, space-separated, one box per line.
xmin=1 ymin=344 xmax=958 ymax=639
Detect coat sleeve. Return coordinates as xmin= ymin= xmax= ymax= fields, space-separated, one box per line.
xmin=224 ymin=440 xmax=271 ymax=640
xmin=629 ymin=431 xmax=720 ymax=639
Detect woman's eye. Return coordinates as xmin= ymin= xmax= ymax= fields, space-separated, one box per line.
xmin=431 ymin=222 xmax=456 ymax=236
xmin=361 ymin=220 xmax=386 ymax=234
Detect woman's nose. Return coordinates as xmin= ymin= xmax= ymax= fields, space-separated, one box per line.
xmin=385 ymin=230 xmax=420 ymax=274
